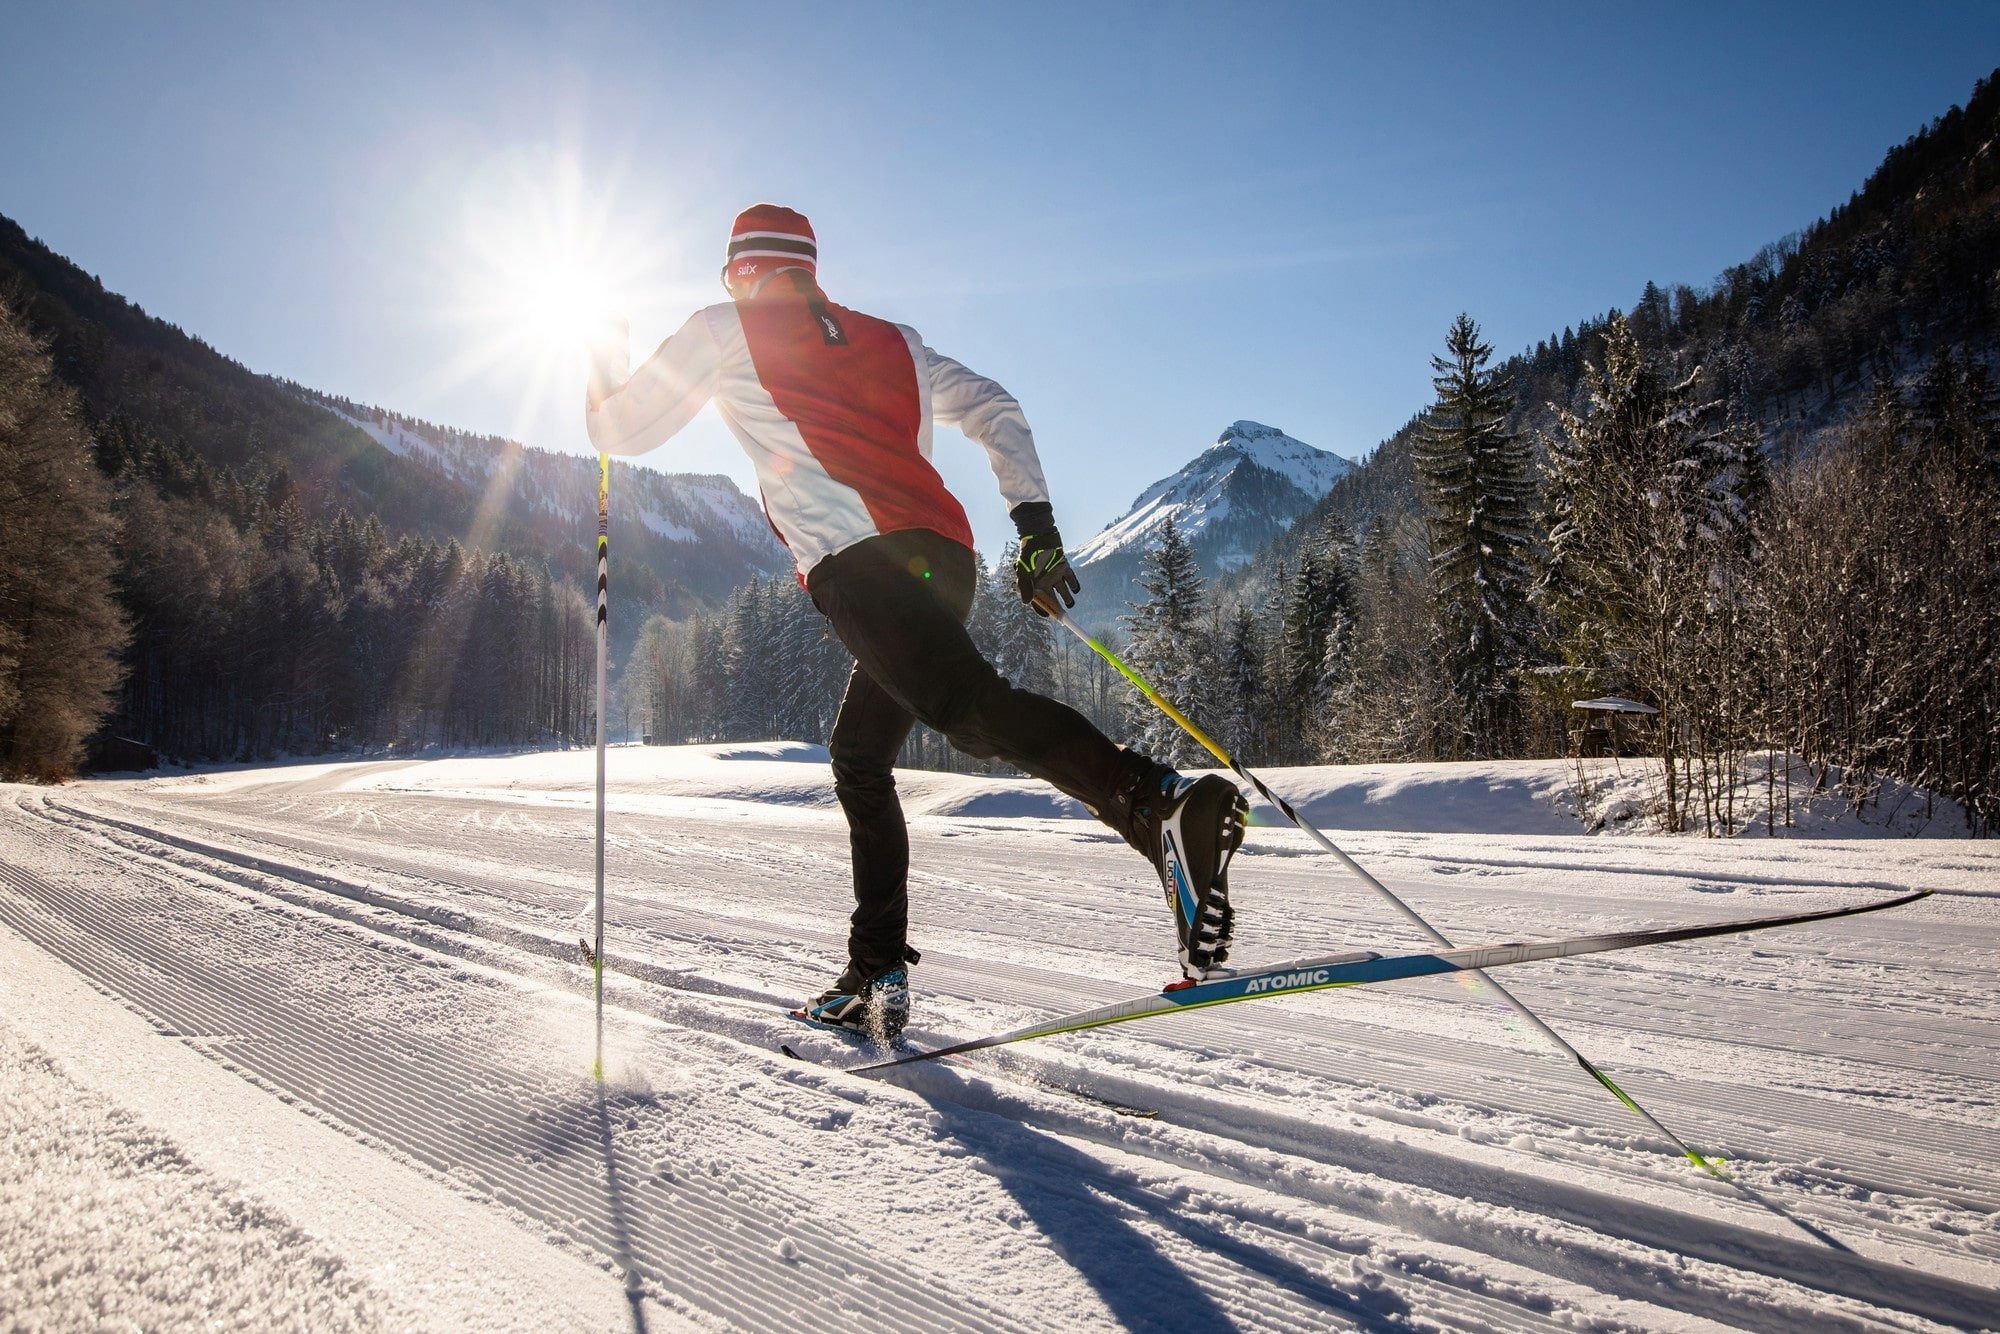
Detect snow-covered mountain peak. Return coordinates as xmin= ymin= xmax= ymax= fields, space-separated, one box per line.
xmin=1222 ymin=419 xmax=1285 ymax=444
xmin=1072 ymin=422 xmax=1353 ymax=573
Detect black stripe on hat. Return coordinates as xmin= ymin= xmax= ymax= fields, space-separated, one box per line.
xmin=728 ymin=235 xmax=817 ymax=260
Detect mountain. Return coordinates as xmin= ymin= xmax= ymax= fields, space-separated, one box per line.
xmin=0 ymin=209 xmax=795 ymax=762
xmin=0 ymin=212 xmax=789 ymax=619
xmin=303 ymin=392 xmax=788 ymax=610
xmin=1265 ymin=67 xmax=2000 ymax=586
xmin=1070 ymin=421 xmax=1353 ymax=626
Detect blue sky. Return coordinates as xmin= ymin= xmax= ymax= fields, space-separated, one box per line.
xmin=4 ymin=2 xmax=1996 ymax=551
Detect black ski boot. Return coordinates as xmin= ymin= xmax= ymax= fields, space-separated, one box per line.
xmin=795 ymin=947 xmax=920 ymax=1042
xmin=1110 ymin=760 xmax=1248 ymax=980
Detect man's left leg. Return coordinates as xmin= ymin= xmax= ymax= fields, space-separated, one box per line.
xmin=809 ymin=532 xmax=1247 ymax=978
xmin=799 ymin=662 xmax=926 ymax=1038
xmin=828 ymin=662 xmax=917 ymax=973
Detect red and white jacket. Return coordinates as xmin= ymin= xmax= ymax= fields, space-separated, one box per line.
xmin=585 ymin=281 xmax=1049 ymax=578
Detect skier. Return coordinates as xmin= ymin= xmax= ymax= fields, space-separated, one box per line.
xmin=585 ymin=204 xmax=1247 ymax=1037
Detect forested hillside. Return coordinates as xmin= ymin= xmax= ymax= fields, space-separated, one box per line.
xmin=0 ymin=215 xmax=783 ymax=772
xmin=1289 ymin=65 xmax=2000 ymax=558
xmin=1183 ymin=69 xmax=2000 ymax=831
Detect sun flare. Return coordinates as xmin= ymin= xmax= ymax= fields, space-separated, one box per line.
xmin=429 ymin=150 xmax=688 ymax=440
xmin=460 ymin=157 xmax=628 ymax=362
xmin=493 ymin=249 xmax=618 ymax=357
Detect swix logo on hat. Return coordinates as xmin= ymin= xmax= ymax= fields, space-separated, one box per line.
xmin=724 ymin=203 xmax=817 ymax=297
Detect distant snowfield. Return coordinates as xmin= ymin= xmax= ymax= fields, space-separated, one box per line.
xmin=159 ymin=742 xmax=1979 ymax=839
xmin=2 ymin=746 xmax=1995 ymax=1329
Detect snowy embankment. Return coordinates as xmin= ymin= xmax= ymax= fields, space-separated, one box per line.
xmin=2 ymin=745 xmax=1996 ymax=1330
xmin=312 ymin=741 xmax=1974 ymax=839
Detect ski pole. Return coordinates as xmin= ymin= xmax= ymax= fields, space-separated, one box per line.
xmin=1038 ymin=599 xmax=1724 ymax=1176
xmin=592 ymin=452 xmax=610 ymax=1082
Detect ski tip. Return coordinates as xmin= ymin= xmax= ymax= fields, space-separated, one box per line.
xmin=779 ymin=1044 xmax=804 ymax=1061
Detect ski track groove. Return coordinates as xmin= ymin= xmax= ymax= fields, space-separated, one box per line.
xmin=5 ymin=780 xmax=1996 ymax=1331
xmin=40 ymin=786 xmax=2000 ymax=1248
xmin=0 ymin=867 xmax=1014 ymax=1332
xmin=61 ymin=790 xmax=1998 ymax=1198
xmin=0 ymin=826 xmax=1550 ymax=1332
xmin=0 ymin=796 xmax=1597 ymax=1333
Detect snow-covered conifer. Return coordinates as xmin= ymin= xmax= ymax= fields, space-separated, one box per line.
xmin=1413 ymin=313 xmax=1535 ymax=757
xmin=1123 ymin=516 xmax=1215 ymax=766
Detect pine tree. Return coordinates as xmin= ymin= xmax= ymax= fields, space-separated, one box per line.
xmin=1219 ymin=604 xmax=1269 ymax=762
xmin=1538 ymin=312 xmax=1754 ymax=828
xmin=1412 ymin=313 xmax=1537 ymax=756
xmin=0 ymin=301 xmax=129 ymax=779
xmin=723 ymin=578 xmax=776 ymax=738
xmin=1272 ymin=520 xmax=1356 ymax=762
xmin=1122 ymin=517 xmax=1213 ymax=767
xmin=990 ymin=542 xmax=1056 ymax=697
xmin=963 ymin=550 xmax=1007 ymax=664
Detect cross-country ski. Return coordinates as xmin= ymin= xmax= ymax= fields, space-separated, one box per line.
xmin=6 ymin=11 xmax=2000 ymax=1331
xmin=793 ymin=890 xmax=1931 ymax=1077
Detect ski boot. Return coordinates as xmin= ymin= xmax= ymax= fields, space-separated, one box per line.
xmin=1113 ymin=762 xmax=1249 ymax=980
xmin=794 ymin=947 xmax=920 ymax=1042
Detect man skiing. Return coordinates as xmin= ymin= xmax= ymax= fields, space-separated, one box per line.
xmin=585 ymin=204 xmax=1247 ymax=1038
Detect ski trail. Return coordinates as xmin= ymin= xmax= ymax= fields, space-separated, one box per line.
xmin=0 ymin=801 xmax=1613 ymax=1332
xmin=5 ymin=771 xmax=1996 ymax=1330
xmin=43 ymin=783 xmax=2000 ymax=1213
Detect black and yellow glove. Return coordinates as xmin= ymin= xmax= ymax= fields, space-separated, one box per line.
xmin=1011 ymin=501 xmax=1080 ymax=616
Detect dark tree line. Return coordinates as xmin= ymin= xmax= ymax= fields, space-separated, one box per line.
xmin=621 ymin=545 xmax=1126 ymax=774
xmin=1 ymin=289 xmax=597 ymax=773
xmin=115 ymin=491 xmax=597 ymax=759
xmin=0 ymin=300 xmax=126 ymax=779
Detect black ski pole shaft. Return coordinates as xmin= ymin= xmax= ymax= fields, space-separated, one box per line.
xmin=593 ymin=453 xmax=610 ymax=1082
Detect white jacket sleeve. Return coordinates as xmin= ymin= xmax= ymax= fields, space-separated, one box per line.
xmin=923 ymin=346 xmax=1050 ymax=510
xmin=585 ymin=311 xmax=720 ymax=458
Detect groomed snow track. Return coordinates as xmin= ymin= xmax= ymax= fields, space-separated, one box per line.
xmin=1 ymin=763 xmax=1995 ymax=1331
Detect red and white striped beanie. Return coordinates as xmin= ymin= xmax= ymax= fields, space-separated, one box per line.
xmin=723 ymin=203 xmax=817 ymax=297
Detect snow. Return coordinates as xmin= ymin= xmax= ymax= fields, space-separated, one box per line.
xmin=637 ymin=507 xmax=699 ymax=542
xmin=0 ymin=881 xmax=680 ymax=1331
xmin=329 ymin=404 xmax=450 ymax=469
xmin=1 ymin=748 xmax=1996 ymax=1329
xmin=0 ymin=1026 xmax=398 ymax=1331
xmin=1073 ymin=421 xmax=1355 ymax=569
xmin=208 ymin=744 xmax=1977 ymax=839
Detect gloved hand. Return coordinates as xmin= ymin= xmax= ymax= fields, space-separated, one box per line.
xmin=1010 ymin=501 xmax=1080 ymax=615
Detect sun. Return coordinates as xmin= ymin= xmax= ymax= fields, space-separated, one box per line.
xmin=426 ymin=149 xmax=688 ymax=440
xmin=493 ymin=248 xmax=618 ymax=358
xmin=460 ymin=155 xmax=627 ymax=363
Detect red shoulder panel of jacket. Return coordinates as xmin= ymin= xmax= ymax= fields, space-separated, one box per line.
xmin=735 ymin=293 xmax=974 ymax=552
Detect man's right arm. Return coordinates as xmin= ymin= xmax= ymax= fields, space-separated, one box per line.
xmin=919 ymin=343 xmax=1081 ymax=614
xmin=585 ymin=310 xmax=721 ymax=458
xmin=921 ymin=346 xmax=1050 ymax=512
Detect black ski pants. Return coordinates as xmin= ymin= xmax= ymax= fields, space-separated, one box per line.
xmin=807 ymin=528 xmax=1142 ymax=972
